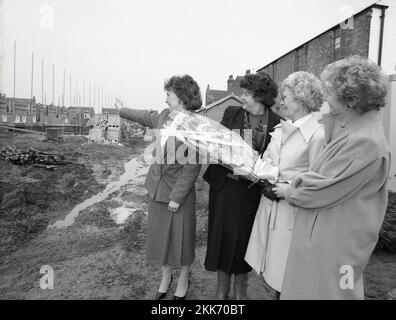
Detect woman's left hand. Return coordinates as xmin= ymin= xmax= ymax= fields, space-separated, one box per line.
xmin=273 ymin=182 xmax=292 ymax=200
xmin=168 ymin=201 xmax=180 ymax=213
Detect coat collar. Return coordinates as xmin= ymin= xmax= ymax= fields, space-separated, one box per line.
xmin=274 ymin=113 xmax=321 ymax=144
xmin=321 ymin=110 xmax=383 ymax=144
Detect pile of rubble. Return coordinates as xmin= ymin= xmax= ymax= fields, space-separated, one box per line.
xmin=0 ymin=145 xmax=70 ymax=168
xmin=87 ymin=115 xmax=121 ymax=145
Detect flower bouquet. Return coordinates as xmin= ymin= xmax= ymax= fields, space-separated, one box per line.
xmin=164 ymin=110 xmax=279 ymax=183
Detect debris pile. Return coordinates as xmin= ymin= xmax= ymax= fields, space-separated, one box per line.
xmin=0 ymin=145 xmax=70 ymax=167
xmin=88 ymin=116 xmax=121 ymax=145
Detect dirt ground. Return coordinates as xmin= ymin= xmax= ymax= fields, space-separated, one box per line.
xmin=0 ymin=130 xmax=395 ymax=300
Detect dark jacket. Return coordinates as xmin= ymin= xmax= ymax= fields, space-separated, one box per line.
xmin=203 ymin=106 xmax=282 ymax=192
xmin=119 ymin=107 xmax=202 ymax=205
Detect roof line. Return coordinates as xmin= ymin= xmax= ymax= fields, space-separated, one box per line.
xmin=257 ymin=2 xmax=389 ymax=72
xmin=197 ymin=93 xmax=242 ymax=113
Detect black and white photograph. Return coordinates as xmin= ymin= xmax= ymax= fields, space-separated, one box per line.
xmin=0 ymin=0 xmax=395 ymax=305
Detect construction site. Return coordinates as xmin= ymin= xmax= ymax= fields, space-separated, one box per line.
xmin=0 ymin=118 xmax=395 ymax=300
xmin=0 ymin=0 xmax=395 ymax=301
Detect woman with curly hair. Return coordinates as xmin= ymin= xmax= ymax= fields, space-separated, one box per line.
xmin=245 ymin=71 xmax=325 ymax=300
xmin=275 ymin=56 xmax=390 ymax=299
xmin=119 ymin=75 xmax=202 ymax=300
xmin=203 ymin=72 xmax=282 ymax=300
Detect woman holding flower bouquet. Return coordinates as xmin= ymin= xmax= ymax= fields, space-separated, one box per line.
xmin=245 ymin=71 xmax=325 ymax=300
xmin=203 ymin=72 xmax=282 ymax=300
xmin=119 ymin=75 xmax=202 ymax=300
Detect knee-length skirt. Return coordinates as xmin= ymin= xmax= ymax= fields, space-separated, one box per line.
xmin=146 ymin=200 xmax=196 ymax=267
xmin=204 ymin=177 xmax=261 ymax=275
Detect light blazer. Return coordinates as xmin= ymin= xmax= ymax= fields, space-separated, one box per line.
xmin=119 ymin=107 xmax=202 ymax=205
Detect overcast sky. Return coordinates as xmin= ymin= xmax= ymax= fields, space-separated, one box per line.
xmin=2 ymin=0 xmax=379 ymax=111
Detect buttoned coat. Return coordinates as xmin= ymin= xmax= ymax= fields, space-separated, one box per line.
xmin=281 ymin=110 xmax=390 ymax=300
xmin=245 ymin=113 xmax=325 ymax=291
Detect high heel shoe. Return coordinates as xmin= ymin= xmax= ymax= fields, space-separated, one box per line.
xmin=173 ymin=280 xmax=190 ymax=300
xmin=155 ymin=276 xmax=173 ymax=300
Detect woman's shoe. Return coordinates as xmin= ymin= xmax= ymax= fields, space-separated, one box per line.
xmin=155 ymin=276 xmax=173 ymax=300
xmin=173 ymin=280 xmax=190 ymax=300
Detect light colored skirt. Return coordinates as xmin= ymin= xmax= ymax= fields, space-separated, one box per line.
xmin=146 ymin=200 xmax=196 ymax=267
xmin=245 ymin=195 xmax=296 ymax=292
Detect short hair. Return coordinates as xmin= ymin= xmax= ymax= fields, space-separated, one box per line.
xmin=320 ymin=55 xmax=388 ymax=113
xmin=240 ymin=72 xmax=278 ymax=108
xmin=281 ymin=71 xmax=324 ymax=112
xmin=164 ymin=75 xmax=202 ymax=111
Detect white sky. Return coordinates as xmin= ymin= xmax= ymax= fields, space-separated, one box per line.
xmin=2 ymin=0 xmax=380 ymax=111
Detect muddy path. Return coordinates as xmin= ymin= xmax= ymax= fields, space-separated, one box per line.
xmin=0 ymin=131 xmax=395 ymax=300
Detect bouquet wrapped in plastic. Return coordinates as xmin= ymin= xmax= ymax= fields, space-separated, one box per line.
xmin=163 ymin=110 xmax=279 ymax=183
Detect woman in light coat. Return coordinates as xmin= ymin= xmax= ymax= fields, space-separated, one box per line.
xmin=245 ymin=71 xmax=325 ymax=299
xmin=275 ymin=56 xmax=390 ymax=300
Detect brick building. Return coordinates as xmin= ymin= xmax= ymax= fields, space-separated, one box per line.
xmin=0 ymin=95 xmax=95 ymax=127
xmin=205 ymin=71 xmax=250 ymax=106
xmin=255 ymin=1 xmax=396 ymax=190
xmin=201 ymin=71 xmax=251 ymax=122
xmin=67 ymin=107 xmax=95 ymax=126
xmin=257 ymin=3 xmax=390 ymax=115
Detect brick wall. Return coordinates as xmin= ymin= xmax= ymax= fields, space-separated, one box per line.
xmin=259 ymin=7 xmax=373 ymax=84
xmin=227 ymin=77 xmax=244 ymax=96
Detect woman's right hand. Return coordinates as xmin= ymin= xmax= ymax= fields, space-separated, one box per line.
xmin=168 ymin=200 xmax=180 ymax=213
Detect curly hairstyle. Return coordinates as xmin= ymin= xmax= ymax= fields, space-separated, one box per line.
xmin=164 ymin=75 xmax=202 ymax=111
xmin=320 ymin=55 xmax=388 ymax=114
xmin=281 ymin=71 xmax=324 ymax=112
xmin=239 ymin=72 xmax=278 ymax=108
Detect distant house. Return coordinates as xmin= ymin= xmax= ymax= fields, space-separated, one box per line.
xmin=205 ymin=71 xmax=250 ymax=106
xmin=0 ymin=96 xmax=37 ymax=123
xmin=197 ymin=93 xmax=242 ymax=123
xmin=202 ymin=71 xmax=251 ymax=122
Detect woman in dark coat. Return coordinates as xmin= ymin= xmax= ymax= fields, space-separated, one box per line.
xmin=119 ymin=75 xmax=202 ymax=300
xmin=203 ymin=72 xmax=282 ymax=300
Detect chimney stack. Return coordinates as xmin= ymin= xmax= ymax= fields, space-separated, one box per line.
xmin=246 ymin=70 xmax=251 ymax=75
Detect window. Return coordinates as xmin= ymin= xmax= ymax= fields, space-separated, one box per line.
xmin=335 ymin=36 xmax=341 ymax=49
xmin=334 ymin=28 xmax=341 ymax=50
xmin=84 ymin=113 xmax=90 ymax=119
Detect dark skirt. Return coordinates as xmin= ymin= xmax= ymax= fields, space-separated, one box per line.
xmin=147 ymin=200 xmax=196 ymax=267
xmin=204 ymin=177 xmax=261 ymax=275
